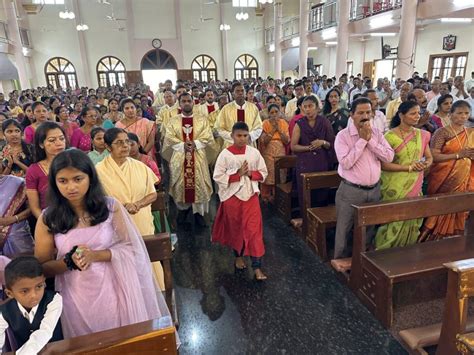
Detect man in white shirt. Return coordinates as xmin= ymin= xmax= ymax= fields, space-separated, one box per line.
xmin=364 ymin=89 xmax=388 ymax=133
xmin=451 ymin=75 xmax=469 ymax=100
xmin=285 ymin=81 xmax=305 ymax=120
xmin=427 ymin=82 xmax=455 ymax=114
xmin=349 ymin=77 xmax=364 ymax=104
xmin=465 ymin=71 xmax=474 ymax=92
xmin=317 ymin=79 xmax=331 ymax=102
xmin=426 ymin=79 xmax=441 ymax=103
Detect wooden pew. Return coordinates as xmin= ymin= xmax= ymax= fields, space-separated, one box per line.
xmin=301 ymin=171 xmax=341 ymax=260
xmin=348 ymin=192 xmax=474 ymax=328
xmin=398 ymin=259 xmax=474 ymax=354
xmin=143 ymin=233 xmax=178 ymax=329
xmin=273 ymin=155 xmax=297 ymax=224
xmin=38 ymin=322 xmax=177 ymax=354
xmin=152 ymin=191 xmax=168 ymax=233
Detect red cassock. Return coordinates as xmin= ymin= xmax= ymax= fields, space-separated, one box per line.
xmin=211 ymin=145 xmax=265 ymax=258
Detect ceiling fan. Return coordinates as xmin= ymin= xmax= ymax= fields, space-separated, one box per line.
xmin=106 ymin=4 xmax=126 ymax=21
xmin=97 ymin=0 xmax=111 ymax=4
xmin=199 ymin=0 xmax=214 ymax=21
xmin=204 ymin=0 xmax=219 ymax=4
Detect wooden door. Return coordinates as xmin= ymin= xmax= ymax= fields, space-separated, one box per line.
xmin=177 ymin=69 xmax=193 ymax=81
xmin=362 ymin=61 xmax=374 ymax=80
xmin=125 ymin=70 xmax=143 ymax=85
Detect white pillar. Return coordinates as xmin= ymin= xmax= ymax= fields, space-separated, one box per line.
xmin=298 ymin=0 xmax=309 ymax=78
xmin=335 ymin=0 xmax=350 ymax=78
xmin=219 ymin=3 xmax=229 ymax=79
xmin=274 ymin=2 xmax=282 ymax=80
xmin=71 ymin=0 xmax=92 ymax=87
xmin=3 ymin=0 xmax=29 ymax=89
xmin=395 ymin=0 xmax=417 ymax=79
xmin=125 ymin=0 xmax=137 ymax=70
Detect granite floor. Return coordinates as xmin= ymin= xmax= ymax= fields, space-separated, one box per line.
xmin=172 ymin=201 xmax=407 ymax=355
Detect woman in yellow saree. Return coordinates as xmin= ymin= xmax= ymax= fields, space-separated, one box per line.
xmin=96 ymin=128 xmax=166 ymax=290
xmin=375 ymin=101 xmax=433 ymax=249
xmin=420 ymin=100 xmax=474 ymax=241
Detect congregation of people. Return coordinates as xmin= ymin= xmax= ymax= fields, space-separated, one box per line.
xmin=0 ymin=69 xmax=473 ymax=352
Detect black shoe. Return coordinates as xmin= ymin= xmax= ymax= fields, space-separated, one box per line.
xmin=194 ymin=213 xmax=207 ymax=227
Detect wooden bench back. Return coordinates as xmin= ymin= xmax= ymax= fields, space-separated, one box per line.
xmin=274 ymin=155 xmax=297 ymax=185
xmin=151 ymin=191 xmax=168 ymax=233
xmin=436 ymin=259 xmax=474 ymax=355
xmin=39 ymin=322 xmax=176 ymax=354
xmin=350 ymin=192 xmax=474 ymax=290
xmin=143 ymin=233 xmax=173 ymax=310
xmin=301 ymin=171 xmax=341 ymax=236
xmin=354 ymin=192 xmax=474 ymax=227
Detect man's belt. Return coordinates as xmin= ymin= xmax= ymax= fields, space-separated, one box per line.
xmin=342 ymin=178 xmax=379 ymax=190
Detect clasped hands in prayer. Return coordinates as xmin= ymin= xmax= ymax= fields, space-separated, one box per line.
xmin=238 ymin=160 xmax=252 ymax=177
xmin=185 ymin=140 xmax=196 ymax=152
xmin=71 ymin=245 xmax=95 ymax=271
xmin=124 ymin=202 xmax=140 ymax=214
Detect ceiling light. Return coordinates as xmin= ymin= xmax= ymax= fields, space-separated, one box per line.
xmin=269 ymin=43 xmax=275 ymax=52
xmin=219 ymin=24 xmax=230 ymax=31
xmin=325 ymin=41 xmax=337 ymax=45
xmin=259 ymin=0 xmax=274 ymax=3
xmin=370 ymin=32 xmax=397 ymax=36
xmin=291 ymin=37 xmax=300 ymax=46
xmin=370 ymin=14 xmax=393 ymax=29
xmin=453 ymin=0 xmax=474 ymax=5
xmin=440 ymin=18 xmax=472 ymax=23
xmin=59 ymin=10 xmax=75 ymax=19
xmin=308 ymin=47 xmax=318 ymax=50
xmin=76 ymin=24 xmax=89 ymax=31
xmin=322 ymin=27 xmax=337 ymax=40
xmin=236 ymin=12 xmax=249 ymax=20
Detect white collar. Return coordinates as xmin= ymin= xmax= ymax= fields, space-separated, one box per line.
xmin=17 ymin=301 xmax=39 ymax=323
xmin=234 ymin=101 xmax=247 ymax=109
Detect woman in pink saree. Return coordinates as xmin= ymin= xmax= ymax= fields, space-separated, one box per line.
xmin=34 ymin=149 xmax=174 ymax=341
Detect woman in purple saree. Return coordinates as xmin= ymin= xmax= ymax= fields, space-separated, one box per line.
xmin=34 ymin=149 xmax=176 ymax=343
xmin=0 ymin=175 xmax=34 ymax=257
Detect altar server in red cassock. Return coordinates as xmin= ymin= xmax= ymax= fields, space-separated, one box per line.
xmin=211 ymin=122 xmax=268 ymax=280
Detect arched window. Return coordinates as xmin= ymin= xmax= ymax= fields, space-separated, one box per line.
xmin=140 ymin=49 xmax=178 ymax=70
xmin=96 ymin=56 xmax=126 ymax=87
xmin=234 ymin=54 xmax=259 ymax=80
xmin=44 ymin=57 xmax=78 ymax=89
xmin=191 ymin=54 xmax=217 ymax=82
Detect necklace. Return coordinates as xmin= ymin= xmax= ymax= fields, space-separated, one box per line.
xmin=78 ymin=214 xmax=91 ymax=225
xmin=448 ymin=125 xmax=469 ymax=156
xmin=398 ymin=127 xmax=419 ymax=163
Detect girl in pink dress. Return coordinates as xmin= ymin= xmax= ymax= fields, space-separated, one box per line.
xmin=34 ymin=149 xmax=174 ymax=340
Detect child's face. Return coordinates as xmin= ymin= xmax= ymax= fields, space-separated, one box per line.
xmin=6 ymin=276 xmax=46 ymax=310
xmin=93 ymin=132 xmax=105 ymax=151
xmin=231 ymin=129 xmax=249 ymax=147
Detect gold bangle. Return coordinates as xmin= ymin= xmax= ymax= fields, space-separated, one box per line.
xmin=14 ymin=215 xmax=19 ymax=223
xmin=408 ymin=165 xmax=412 ymax=173
xmin=456 ymin=154 xmax=460 ymax=160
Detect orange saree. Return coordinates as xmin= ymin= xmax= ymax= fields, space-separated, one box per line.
xmin=420 ymin=128 xmax=474 ymax=241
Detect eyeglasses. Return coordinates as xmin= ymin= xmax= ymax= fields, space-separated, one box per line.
xmin=111 ymin=139 xmax=131 ymax=146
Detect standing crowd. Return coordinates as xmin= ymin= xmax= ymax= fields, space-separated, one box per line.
xmin=0 ymin=70 xmax=473 ymax=352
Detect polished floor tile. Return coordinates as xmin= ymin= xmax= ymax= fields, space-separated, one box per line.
xmin=173 ymin=204 xmax=407 ymax=354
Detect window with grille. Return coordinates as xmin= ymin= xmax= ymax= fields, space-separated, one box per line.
xmin=191 ymin=55 xmax=217 ymax=82
xmin=428 ymin=52 xmax=468 ymax=81
xmin=96 ymin=56 xmax=126 ymax=87
xmin=234 ymin=54 xmax=259 ymax=80
xmin=44 ymin=57 xmax=78 ymax=89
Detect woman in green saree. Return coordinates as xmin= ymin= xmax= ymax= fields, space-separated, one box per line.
xmin=375 ymin=101 xmax=433 ymax=249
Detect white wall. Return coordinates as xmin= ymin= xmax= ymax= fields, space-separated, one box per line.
xmin=25 ymin=0 xmax=266 ymax=87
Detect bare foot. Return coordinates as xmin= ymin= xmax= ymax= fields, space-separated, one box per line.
xmin=254 ymin=268 xmax=267 ymax=281
xmin=235 ymin=257 xmax=246 ymax=270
